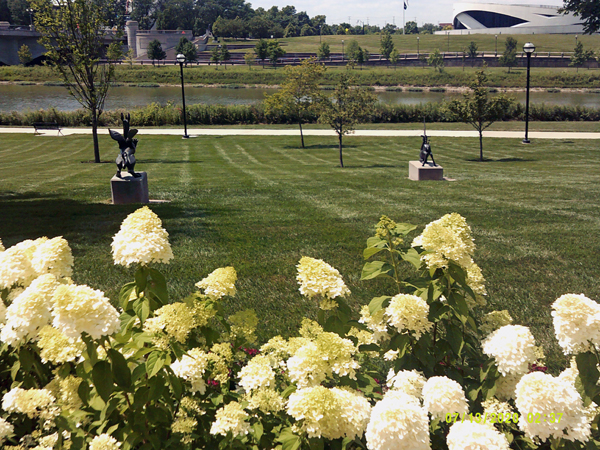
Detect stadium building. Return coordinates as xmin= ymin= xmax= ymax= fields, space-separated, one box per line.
xmin=439 ymin=2 xmax=586 ymax=34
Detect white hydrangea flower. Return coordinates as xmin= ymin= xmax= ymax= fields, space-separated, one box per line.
xmin=2 ymin=387 xmax=56 ymax=419
xmin=89 ymin=433 xmax=121 ymax=450
xmin=0 ymin=300 xmax=6 ymax=324
xmin=296 ymin=257 xmax=350 ymax=302
xmin=31 ymin=236 xmax=73 ymax=279
xmin=359 ymin=305 xmax=389 ymax=343
xmin=0 ymin=417 xmax=14 ymax=445
xmin=552 ymin=294 xmax=600 ymax=354
xmin=411 ymin=213 xmax=475 ymax=271
xmin=1 ymin=274 xmax=60 ymax=346
xmin=0 ymin=238 xmax=46 ymax=289
xmin=245 ymin=388 xmax=285 ymax=414
xmin=515 ymin=372 xmax=590 ymax=443
xmin=0 ymin=238 xmax=4 ymax=252
xmin=447 ymin=421 xmax=510 ymax=450
xmin=111 ymin=206 xmax=173 ymax=267
xmin=387 ymin=369 xmax=427 ymax=398
xmin=482 ymin=325 xmax=536 ymax=376
xmin=210 ymin=402 xmax=250 ymax=437
xmin=239 ymin=355 xmax=275 ymax=392
xmin=37 ymin=325 xmax=85 ymax=364
xmin=482 ymin=398 xmax=515 ymax=422
xmin=385 ymin=294 xmax=432 ymax=339
xmin=495 ymin=373 xmax=523 ymax=401
xmin=171 ymin=348 xmax=209 ymax=394
xmin=287 ymin=386 xmax=371 ymax=440
xmin=195 ymin=266 xmax=237 ymax=300
xmin=422 ymin=376 xmax=468 ymax=419
xmin=51 ymin=284 xmax=119 ymax=339
xmin=366 ymin=390 xmax=430 ymax=450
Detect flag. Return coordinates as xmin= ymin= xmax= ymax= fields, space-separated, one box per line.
xmin=404 ymin=1 xmax=408 ymax=9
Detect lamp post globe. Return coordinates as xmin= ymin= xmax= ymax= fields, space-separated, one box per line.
xmin=176 ymin=53 xmax=189 ymax=139
xmin=522 ymin=42 xmax=535 ymax=144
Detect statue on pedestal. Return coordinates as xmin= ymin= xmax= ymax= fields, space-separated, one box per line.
xmin=109 ymin=113 xmax=140 ymax=178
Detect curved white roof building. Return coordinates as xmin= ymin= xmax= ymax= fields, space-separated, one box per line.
xmin=441 ymin=2 xmax=585 ymax=34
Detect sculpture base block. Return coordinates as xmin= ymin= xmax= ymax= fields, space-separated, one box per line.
xmin=111 ymin=172 xmax=149 ymax=204
xmin=409 ymin=161 xmax=443 ymax=181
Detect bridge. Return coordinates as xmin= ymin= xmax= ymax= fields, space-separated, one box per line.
xmin=0 ymin=23 xmax=46 ymax=65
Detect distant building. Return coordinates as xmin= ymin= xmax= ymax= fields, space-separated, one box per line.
xmin=437 ymin=2 xmax=586 ymax=35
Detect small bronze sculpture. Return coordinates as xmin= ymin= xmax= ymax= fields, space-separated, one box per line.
xmin=419 ymin=118 xmax=436 ymax=167
xmin=109 ymin=113 xmax=140 ymax=178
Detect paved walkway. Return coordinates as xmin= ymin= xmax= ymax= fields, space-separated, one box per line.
xmin=1 ymin=127 xmax=599 ymax=139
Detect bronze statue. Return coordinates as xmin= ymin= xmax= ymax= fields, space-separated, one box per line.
xmin=419 ymin=118 xmax=436 ymax=167
xmin=109 ymin=113 xmax=140 ymax=178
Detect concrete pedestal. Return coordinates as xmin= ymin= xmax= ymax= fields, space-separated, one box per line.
xmin=408 ymin=161 xmax=443 ymax=181
xmin=111 ymin=172 xmax=149 ymax=204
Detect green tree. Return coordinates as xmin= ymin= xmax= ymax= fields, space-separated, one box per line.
xmin=264 ymin=57 xmax=325 ymax=148
xmin=560 ymin=0 xmax=600 ymax=34
xmin=7 ymin=0 xmax=28 ymax=25
xmin=254 ymin=38 xmax=269 ymax=67
xmin=317 ymin=42 xmax=330 ymax=60
xmin=146 ymin=39 xmax=165 ymax=66
xmin=444 ymin=67 xmax=515 ymax=162
xmin=404 ymin=20 xmax=418 ymax=34
xmin=244 ymin=49 xmax=255 ymax=69
xmin=380 ymin=31 xmax=394 ymax=61
xmin=125 ymin=48 xmax=135 ymax=67
xmin=467 ymin=41 xmax=478 ymax=66
xmin=220 ymin=43 xmax=231 ymax=68
xmin=389 ymin=47 xmax=399 ymax=70
xmin=210 ymin=45 xmax=221 ymax=67
xmin=570 ymin=40 xmax=594 ymax=71
xmin=180 ymin=41 xmax=197 ymax=64
xmin=498 ymin=36 xmax=518 ymax=73
xmin=317 ymin=74 xmax=376 ymax=167
xmin=345 ymin=39 xmax=361 ymax=64
xmin=267 ymin=39 xmax=286 ymax=67
xmin=106 ymin=41 xmax=124 ymax=63
xmin=17 ymin=44 xmax=31 ymax=65
xmin=428 ymin=48 xmax=444 ymax=72
xmin=30 ymin=0 xmax=119 ymax=163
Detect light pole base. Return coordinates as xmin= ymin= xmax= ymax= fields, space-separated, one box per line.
xmin=522 ymin=139 xmax=531 ymax=144
xmin=182 ymin=135 xmax=189 ymax=139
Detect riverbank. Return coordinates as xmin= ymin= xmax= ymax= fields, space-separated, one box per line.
xmin=3 ymin=65 xmax=600 ymax=89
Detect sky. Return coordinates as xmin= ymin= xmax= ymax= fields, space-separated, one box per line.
xmin=247 ymin=0 xmax=563 ymax=27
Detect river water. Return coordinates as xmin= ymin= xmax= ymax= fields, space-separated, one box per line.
xmin=1 ymin=84 xmax=600 ymax=112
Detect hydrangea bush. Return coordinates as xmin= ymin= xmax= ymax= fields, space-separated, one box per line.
xmin=1 ymin=207 xmax=599 ymax=450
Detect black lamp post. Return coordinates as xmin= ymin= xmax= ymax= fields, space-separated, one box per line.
xmin=342 ymin=39 xmax=344 ymax=61
xmin=522 ymin=42 xmax=535 ymax=144
xmin=176 ymin=53 xmax=189 ymax=139
xmin=319 ymin=25 xmax=322 ymax=43
xmin=447 ymin=31 xmax=450 ymax=52
xmin=495 ymin=34 xmax=498 ymax=56
xmin=417 ymin=36 xmax=420 ymax=57
xmin=26 ymin=8 xmax=33 ymax=29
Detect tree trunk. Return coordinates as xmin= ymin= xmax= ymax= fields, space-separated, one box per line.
xmin=479 ymin=130 xmax=484 ymax=162
xmin=92 ymin=108 xmax=100 ymax=163
xmin=338 ymin=133 xmax=344 ymax=168
xmin=298 ymin=121 xmax=305 ymax=148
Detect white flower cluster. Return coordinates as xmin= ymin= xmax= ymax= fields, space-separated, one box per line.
xmin=37 ymin=325 xmax=85 ymax=364
xmin=111 ymin=206 xmax=173 ymax=267
xmin=365 ymin=390 xmax=429 ymax=450
xmin=210 ymin=402 xmax=250 ymax=437
xmin=195 ymin=266 xmax=237 ymax=300
xmin=52 ymin=284 xmax=119 ymax=339
xmin=296 ymin=257 xmax=350 ymax=308
xmin=89 ymin=433 xmax=121 ymax=450
xmin=385 ymin=294 xmax=433 ymax=339
xmin=32 ymin=236 xmax=74 ymax=279
xmin=287 ymin=386 xmax=371 ymax=440
xmin=551 ymin=293 xmax=600 ymax=354
xmin=515 ymin=372 xmax=590 ymax=443
xmin=286 ymin=331 xmax=359 ymax=388
xmin=0 ymin=417 xmax=14 ymax=445
xmin=238 ymin=355 xmax=275 ymax=392
xmin=171 ymin=348 xmax=209 ymax=394
xmin=482 ymin=325 xmax=536 ymax=376
xmin=447 ymin=421 xmax=510 ymax=450
xmin=387 ymin=369 xmax=427 ymax=398
xmin=2 ymin=387 xmax=56 ymax=419
xmin=422 ymin=376 xmax=468 ymax=419
xmin=359 ymin=305 xmax=389 ymax=343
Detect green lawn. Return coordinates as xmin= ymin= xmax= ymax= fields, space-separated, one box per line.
xmin=1 ymin=132 xmax=598 ymax=373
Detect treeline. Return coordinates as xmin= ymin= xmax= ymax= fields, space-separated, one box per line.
xmin=3 ymin=102 xmax=600 ymax=127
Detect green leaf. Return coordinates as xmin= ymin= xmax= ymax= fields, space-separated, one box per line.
xmin=576 ymin=352 xmax=600 ymax=401
xmin=147 ymin=374 xmax=165 ymax=401
xmin=119 ymin=311 xmax=137 ymax=333
xmin=108 ymin=349 xmax=131 ymax=390
xmin=252 ymin=422 xmax=264 ymax=441
xmin=446 ymin=325 xmax=464 ymax=356
xmin=277 ymin=428 xmax=301 ymax=450
xmin=360 ymin=261 xmax=394 ymax=280
xmin=389 ymin=334 xmax=410 ymax=358
xmin=308 ymin=438 xmax=324 ymax=450
xmin=363 ymin=246 xmax=385 ymax=260
xmin=77 ymin=379 xmax=90 ymax=406
xmin=358 ymin=343 xmax=380 ymax=352
xmin=395 ymin=223 xmax=417 ymax=235
xmin=135 ymin=266 xmax=149 ymax=292
xmin=400 ymin=247 xmax=422 ymax=269
xmin=92 ymin=361 xmax=114 ymax=402
xmin=119 ymin=282 xmax=136 ymax=310
xmin=368 ymin=296 xmax=391 ymax=316
xmin=280 ymin=385 xmax=297 ymax=399
xmin=133 ymin=298 xmax=150 ymax=323
xmin=366 ymin=236 xmax=385 ymax=248
xmin=146 ymin=351 xmax=165 ymax=378
xmin=148 ymin=268 xmax=169 ymax=305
